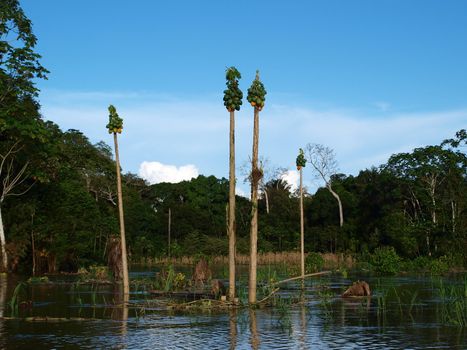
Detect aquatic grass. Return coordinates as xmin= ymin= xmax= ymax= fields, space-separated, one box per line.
xmin=407 ymin=290 xmax=418 ymax=319
xmin=316 ymin=284 xmax=334 ymax=321
xmin=392 ymin=287 xmax=403 ymax=317
xmin=8 ymin=282 xmax=27 ymax=317
xmin=431 ymin=276 xmax=466 ymax=327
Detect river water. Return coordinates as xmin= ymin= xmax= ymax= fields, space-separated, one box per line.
xmin=0 ymin=269 xmax=465 ymax=349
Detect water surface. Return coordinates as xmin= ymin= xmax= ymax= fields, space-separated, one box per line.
xmin=0 ymin=269 xmax=465 ymax=349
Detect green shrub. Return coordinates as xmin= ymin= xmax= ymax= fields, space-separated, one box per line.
xmin=305 ymin=252 xmax=324 ymax=273
xmin=412 ymin=256 xmax=432 ymax=271
xmin=370 ymin=246 xmax=401 ymax=275
xmin=430 ymin=256 xmax=449 ymax=275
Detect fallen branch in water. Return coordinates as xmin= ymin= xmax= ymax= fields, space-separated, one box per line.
xmin=272 ymin=271 xmax=332 ymax=286
xmin=257 ymin=287 xmax=280 ymax=305
xmin=167 ymin=298 xmax=235 ymax=310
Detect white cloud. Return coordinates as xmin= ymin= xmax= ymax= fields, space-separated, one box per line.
xmin=139 ymin=161 xmax=199 ymax=184
xmin=235 ymin=186 xmax=249 ymax=198
xmin=39 ymin=89 xmax=467 ymax=189
xmin=281 ymin=170 xmax=300 ymax=192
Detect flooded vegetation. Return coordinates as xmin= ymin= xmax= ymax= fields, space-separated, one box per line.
xmin=1 ymin=268 xmax=466 ymax=349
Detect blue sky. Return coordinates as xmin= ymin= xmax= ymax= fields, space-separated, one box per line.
xmin=22 ymin=0 xmax=467 ymax=194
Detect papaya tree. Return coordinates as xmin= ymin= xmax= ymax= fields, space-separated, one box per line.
xmin=247 ymin=70 xmax=266 ymax=304
xmin=296 ymin=148 xmax=307 ymax=281
xmin=223 ymin=66 xmax=243 ymax=301
xmin=106 ymin=105 xmax=129 ymax=294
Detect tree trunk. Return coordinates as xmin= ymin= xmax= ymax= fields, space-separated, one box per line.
xmin=168 ymin=208 xmax=171 ymax=258
xmin=299 ymin=167 xmax=305 ymax=284
xmin=263 ymin=188 xmax=270 ymax=214
xmin=451 ymin=200 xmax=456 ymax=234
xmin=228 ymin=110 xmax=237 ymax=301
xmin=327 ymin=185 xmax=344 ymax=227
xmin=0 ymin=205 xmax=7 ymax=272
xmin=249 ymin=107 xmax=260 ymax=304
xmin=31 ymin=211 xmax=36 ymax=276
xmin=114 ymin=133 xmax=129 ymax=295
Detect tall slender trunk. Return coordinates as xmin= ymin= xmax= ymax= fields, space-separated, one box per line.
xmin=114 ymin=133 xmax=129 ymax=295
xmin=168 ymin=208 xmax=171 ymax=258
xmin=249 ymin=108 xmax=260 ymax=304
xmin=327 ymin=185 xmax=343 ymax=227
xmin=228 ymin=110 xmax=237 ymax=301
xmin=0 ymin=205 xmax=7 ymax=272
xmin=31 ymin=211 xmax=35 ymax=276
xmin=451 ymin=200 xmax=456 ymax=234
xmin=299 ymin=167 xmax=305 ymax=284
xmin=263 ymin=188 xmax=270 ymax=214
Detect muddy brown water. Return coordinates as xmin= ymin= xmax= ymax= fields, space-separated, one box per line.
xmin=0 ymin=268 xmax=465 ymax=349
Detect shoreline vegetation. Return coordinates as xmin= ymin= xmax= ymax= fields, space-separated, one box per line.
xmin=146 ymin=252 xmax=353 ymax=268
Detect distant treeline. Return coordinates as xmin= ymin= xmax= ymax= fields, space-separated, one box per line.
xmin=1 ymin=123 xmax=466 ymax=273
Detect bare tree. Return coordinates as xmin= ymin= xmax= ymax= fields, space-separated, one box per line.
xmin=305 ymin=143 xmax=344 ymax=227
xmin=0 ymin=142 xmax=34 ymax=271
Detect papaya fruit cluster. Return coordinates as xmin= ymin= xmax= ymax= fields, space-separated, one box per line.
xmin=296 ymin=148 xmax=307 ymax=169
xmin=223 ymin=67 xmax=243 ymax=112
xmin=247 ymin=70 xmax=267 ymax=111
xmin=106 ymin=104 xmax=123 ymax=134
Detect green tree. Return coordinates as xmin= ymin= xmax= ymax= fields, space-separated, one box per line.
xmin=0 ymin=0 xmax=48 ymax=271
xmin=385 ymin=145 xmax=467 ymax=256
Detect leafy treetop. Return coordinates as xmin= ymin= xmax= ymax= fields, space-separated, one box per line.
xmin=296 ymin=148 xmax=307 ymax=169
xmin=247 ymin=70 xmax=266 ymax=111
xmin=106 ymin=105 xmax=123 ymax=134
xmin=223 ymin=66 xmax=243 ymax=112
xmin=0 ymin=0 xmax=49 ymax=140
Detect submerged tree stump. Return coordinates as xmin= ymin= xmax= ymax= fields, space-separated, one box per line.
xmin=342 ymin=280 xmax=371 ymax=297
xmin=192 ymin=259 xmax=212 ymax=287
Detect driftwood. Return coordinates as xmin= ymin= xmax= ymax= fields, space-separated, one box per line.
xmin=272 ymin=271 xmax=332 ymax=286
xmin=257 ymin=287 xmax=280 ymax=304
xmin=149 ymin=290 xmax=215 ymax=300
xmin=107 ymin=235 xmax=122 ymax=281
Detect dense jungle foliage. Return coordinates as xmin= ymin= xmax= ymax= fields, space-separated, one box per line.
xmin=1 ymin=0 xmax=466 ymax=274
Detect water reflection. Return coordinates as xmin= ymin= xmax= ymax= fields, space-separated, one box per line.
xmin=249 ymin=309 xmax=260 ymax=350
xmin=0 ymin=273 xmax=6 ymax=318
xmin=299 ymin=294 xmax=307 ymax=349
xmin=0 ymin=274 xmax=6 ymax=349
xmin=229 ymin=309 xmax=237 ymax=350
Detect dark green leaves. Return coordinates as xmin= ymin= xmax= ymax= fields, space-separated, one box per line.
xmin=223 ymin=66 xmax=243 ymax=112
xmin=296 ymin=148 xmax=307 ymax=169
xmin=106 ymin=105 xmax=123 ymax=134
xmin=247 ymin=70 xmax=266 ymax=110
